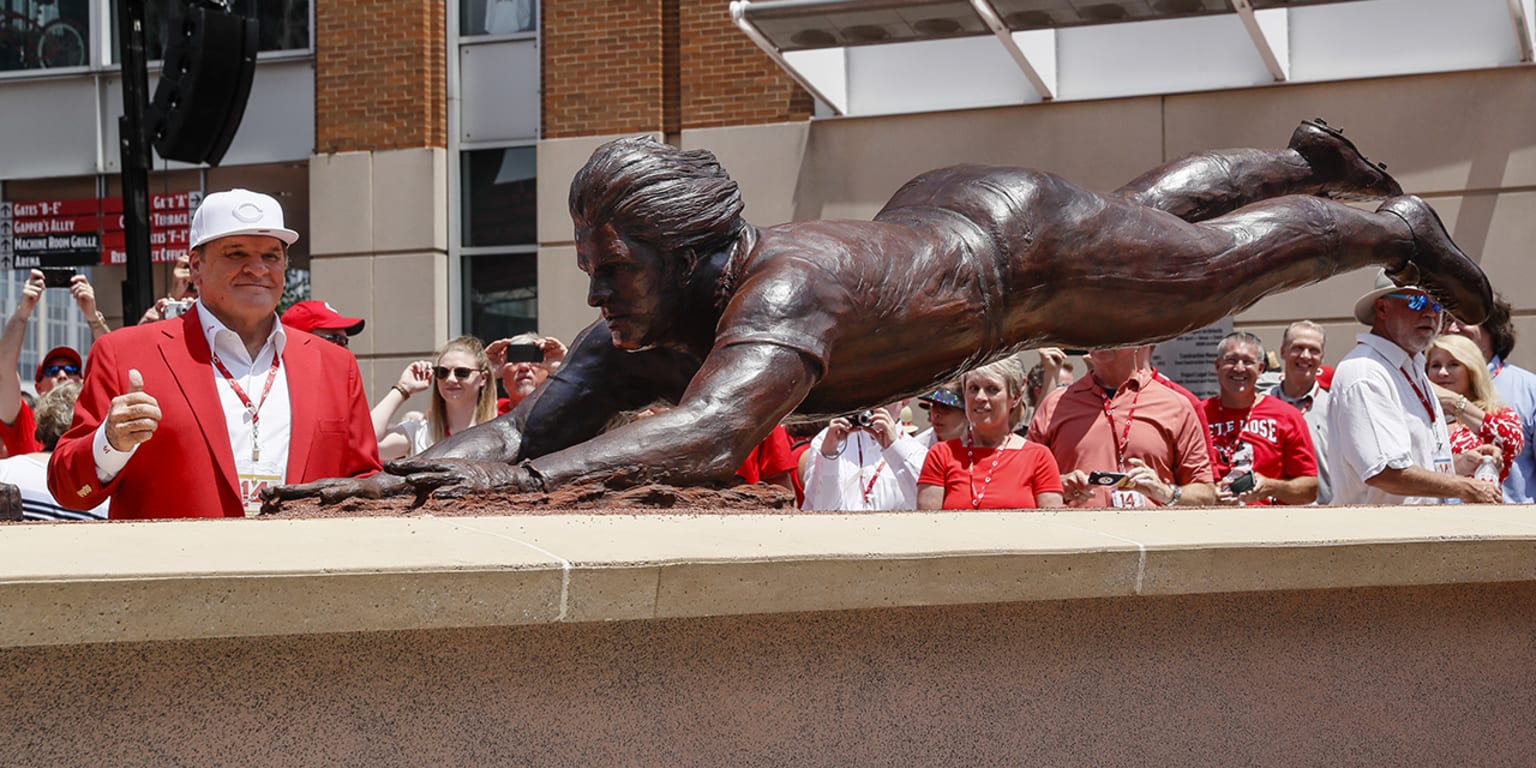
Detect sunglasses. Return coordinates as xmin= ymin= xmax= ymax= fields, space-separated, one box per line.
xmin=315 ymin=332 xmax=349 ymax=347
xmin=433 ymin=366 xmax=482 ymax=381
xmin=1385 ymin=292 xmax=1443 ymax=313
xmin=42 ymin=364 xmax=80 ymax=377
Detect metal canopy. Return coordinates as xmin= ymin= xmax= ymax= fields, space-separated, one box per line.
xmin=731 ymin=0 xmax=1536 ymax=116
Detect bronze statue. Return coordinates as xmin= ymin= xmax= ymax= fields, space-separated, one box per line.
xmin=266 ymin=119 xmax=1492 ymax=504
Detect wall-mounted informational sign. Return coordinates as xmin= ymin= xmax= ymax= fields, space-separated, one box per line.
xmin=1150 ymin=319 xmax=1233 ymax=400
xmin=0 ymin=193 xmax=201 ymax=269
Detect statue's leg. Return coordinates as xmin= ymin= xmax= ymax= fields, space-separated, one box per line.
xmin=1115 ymin=119 xmax=1402 ymax=222
xmin=1019 ymin=193 xmax=1488 ymax=347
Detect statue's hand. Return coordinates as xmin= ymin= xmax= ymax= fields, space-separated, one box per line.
xmin=386 ymin=457 xmax=539 ymax=498
xmin=260 ymin=473 xmax=410 ymax=513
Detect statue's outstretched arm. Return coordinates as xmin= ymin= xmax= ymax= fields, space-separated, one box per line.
xmin=391 ymin=340 xmax=821 ymax=497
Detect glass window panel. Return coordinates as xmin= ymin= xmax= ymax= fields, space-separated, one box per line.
xmin=463 ymin=251 xmax=537 ymax=343
xmin=0 ymin=0 xmax=90 ymax=72
xmin=461 ymin=0 xmax=536 ymax=36
xmin=461 ymin=146 xmax=536 ymax=248
xmin=113 ymin=0 xmax=310 ymax=62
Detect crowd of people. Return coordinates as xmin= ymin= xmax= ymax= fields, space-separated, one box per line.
xmin=795 ymin=267 xmax=1530 ymax=512
xmin=0 ymin=120 xmax=1522 ymax=519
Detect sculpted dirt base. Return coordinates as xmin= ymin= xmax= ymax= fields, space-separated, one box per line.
xmin=265 ymin=481 xmax=797 ymax=519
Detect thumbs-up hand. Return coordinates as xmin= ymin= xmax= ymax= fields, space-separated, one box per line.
xmin=105 ymin=368 xmax=162 ymax=452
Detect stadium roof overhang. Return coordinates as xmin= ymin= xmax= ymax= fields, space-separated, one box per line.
xmin=730 ymin=0 xmax=1535 ymax=116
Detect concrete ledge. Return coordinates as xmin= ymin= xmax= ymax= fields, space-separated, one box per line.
xmin=1 ymin=505 xmax=1534 ymax=648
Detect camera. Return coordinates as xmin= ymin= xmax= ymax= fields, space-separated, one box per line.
xmin=850 ymin=410 xmax=875 ymax=428
xmin=163 ymin=299 xmax=193 ymax=319
xmin=40 ymin=267 xmax=76 ymax=288
xmin=502 ymin=343 xmax=543 ymax=363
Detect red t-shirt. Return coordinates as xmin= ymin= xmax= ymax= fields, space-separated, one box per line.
xmin=737 ymin=425 xmax=796 ymax=484
xmin=918 ymin=439 xmax=1062 ymax=510
xmin=0 ymin=401 xmax=42 ymax=456
xmin=1202 ymin=394 xmax=1318 ymax=505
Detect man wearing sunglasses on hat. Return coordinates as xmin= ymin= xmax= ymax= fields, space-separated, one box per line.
xmin=48 ymin=189 xmax=381 ymax=519
xmin=1328 ymin=270 xmax=1503 ymax=506
xmin=0 ymin=269 xmax=110 ymax=458
xmin=267 ymin=123 xmax=1496 ymax=506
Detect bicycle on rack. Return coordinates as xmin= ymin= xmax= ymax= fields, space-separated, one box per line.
xmin=0 ymin=0 xmax=86 ymax=70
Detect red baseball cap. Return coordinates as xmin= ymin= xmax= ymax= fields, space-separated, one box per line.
xmin=35 ymin=346 xmax=82 ymax=383
xmin=280 ymin=300 xmax=365 ymax=336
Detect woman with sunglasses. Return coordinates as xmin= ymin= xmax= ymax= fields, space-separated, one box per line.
xmin=1427 ymin=333 xmax=1525 ymax=483
xmin=374 ymin=336 xmax=498 ymax=461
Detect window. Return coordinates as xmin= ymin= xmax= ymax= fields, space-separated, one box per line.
xmin=0 ymin=0 xmax=90 ymax=72
xmin=461 ymin=146 xmax=536 ymax=247
xmin=113 ymin=0 xmax=310 ymax=62
xmin=461 ymin=0 xmax=535 ymax=36
xmin=463 ymin=251 xmax=537 ymax=342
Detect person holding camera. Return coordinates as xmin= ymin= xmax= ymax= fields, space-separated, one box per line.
xmin=487 ymin=333 xmax=567 ymax=415
xmin=373 ymin=336 xmax=498 ymax=462
xmin=0 ymin=268 xmax=109 ymax=458
xmin=917 ymin=358 xmax=1062 ymax=510
xmin=1202 ymin=332 xmax=1318 ymax=506
xmin=802 ymin=398 xmax=928 ymax=511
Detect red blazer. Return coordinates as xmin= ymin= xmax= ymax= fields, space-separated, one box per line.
xmin=49 ymin=307 xmax=381 ymax=519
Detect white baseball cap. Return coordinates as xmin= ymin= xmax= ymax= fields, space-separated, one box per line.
xmin=188 ymin=188 xmax=300 ymax=250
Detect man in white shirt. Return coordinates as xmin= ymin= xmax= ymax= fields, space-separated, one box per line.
xmin=48 ymin=189 xmax=380 ymax=519
xmin=1328 ymin=270 xmax=1501 ymax=505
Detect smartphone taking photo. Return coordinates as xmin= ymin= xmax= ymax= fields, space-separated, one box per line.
xmin=40 ymin=267 xmax=76 ymax=289
xmin=501 ymin=343 xmax=544 ymax=363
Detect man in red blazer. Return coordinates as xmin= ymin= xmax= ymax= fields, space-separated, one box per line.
xmin=49 ymin=189 xmax=380 ymax=519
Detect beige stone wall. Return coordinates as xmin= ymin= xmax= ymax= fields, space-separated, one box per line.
xmin=6 ymin=582 xmax=1533 ymax=766
xmin=308 ymin=148 xmax=450 ymax=416
xmin=536 ymin=67 xmax=1536 ymax=369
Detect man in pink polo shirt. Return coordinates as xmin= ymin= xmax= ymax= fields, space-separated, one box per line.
xmin=1030 ymin=346 xmax=1214 ymax=508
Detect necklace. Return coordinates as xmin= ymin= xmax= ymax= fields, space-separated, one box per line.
xmin=966 ymin=430 xmax=1010 ymax=509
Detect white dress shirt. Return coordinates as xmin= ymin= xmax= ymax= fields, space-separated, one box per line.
xmin=800 ymin=427 xmax=929 ymax=511
xmin=94 ymin=303 xmax=292 ymax=513
xmin=1327 ymin=332 xmax=1452 ymax=506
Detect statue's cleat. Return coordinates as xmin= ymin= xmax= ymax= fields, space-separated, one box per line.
xmin=1377 ymin=195 xmax=1492 ymax=324
xmin=1291 ymin=118 xmax=1403 ymax=201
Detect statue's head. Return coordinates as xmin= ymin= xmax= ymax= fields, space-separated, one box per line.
xmin=569 ymin=138 xmax=747 ymax=352
xmin=569 ymin=137 xmax=745 ymax=271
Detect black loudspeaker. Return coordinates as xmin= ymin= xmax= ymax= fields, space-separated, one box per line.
xmin=147 ymin=6 xmax=258 ymax=166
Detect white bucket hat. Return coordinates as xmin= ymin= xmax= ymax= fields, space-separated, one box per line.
xmin=1352 ymin=268 xmax=1432 ymax=325
xmin=188 ymin=188 xmax=300 ymax=250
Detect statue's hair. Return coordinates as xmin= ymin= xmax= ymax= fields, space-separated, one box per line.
xmin=569 ymin=137 xmax=745 ymax=260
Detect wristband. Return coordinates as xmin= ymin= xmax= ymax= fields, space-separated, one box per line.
xmin=392 ymin=384 xmax=412 ymax=399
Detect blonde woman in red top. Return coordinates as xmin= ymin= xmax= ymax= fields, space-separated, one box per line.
xmin=917 ymin=358 xmax=1063 ymax=510
xmin=1427 ymin=334 xmax=1524 ymax=482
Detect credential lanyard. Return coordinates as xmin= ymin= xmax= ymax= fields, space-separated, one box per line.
xmin=1098 ymin=383 xmax=1142 ymax=471
xmin=212 ymin=351 xmax=281 ymax=462
xmin=1398 ymin=365 xmax=1437 ymax=423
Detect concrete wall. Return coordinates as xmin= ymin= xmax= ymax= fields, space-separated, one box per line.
xmin=535 ymin=67 xmax=1536 ymax=370
xmin=2 ymin=507 xmax=1534 ymax=766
